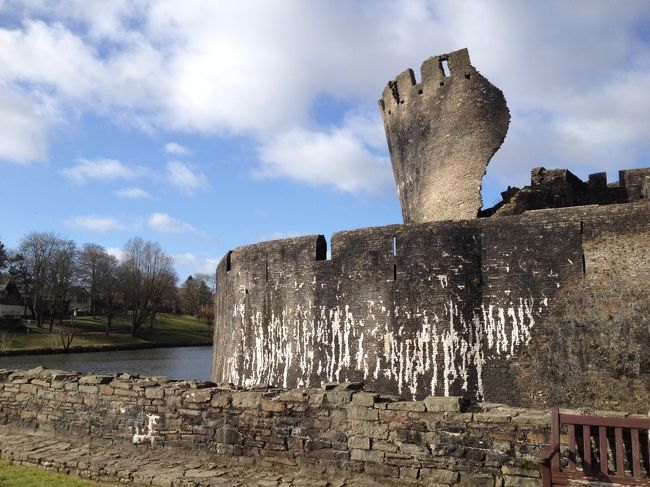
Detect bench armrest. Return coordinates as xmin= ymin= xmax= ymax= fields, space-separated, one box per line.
xmin=535 ymin=445 xmax=558 ymax=467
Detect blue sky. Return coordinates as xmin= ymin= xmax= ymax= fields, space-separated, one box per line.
xmin=1 ymin=0 xmax=650 ymax=279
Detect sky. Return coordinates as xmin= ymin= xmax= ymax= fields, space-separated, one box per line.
xmin=1 ymin=0 xmax=650 ymax=279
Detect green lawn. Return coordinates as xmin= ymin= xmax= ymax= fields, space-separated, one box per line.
xmin=0 ymin=461 xmax=100 ymax=486
xmin=1 ymin=313 xmax=212 ymax=353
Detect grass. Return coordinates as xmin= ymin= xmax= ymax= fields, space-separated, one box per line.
xmin=0 ymin=313 xmax=212 ymax=353
xmin=0 ymin=461 xmax=100 ymax=486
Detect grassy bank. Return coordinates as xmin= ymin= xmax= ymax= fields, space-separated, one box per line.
xmin=0 ymin=461 xmax=98 ymax=486
xmin=0 ymin=313 xmax=212 ymax=354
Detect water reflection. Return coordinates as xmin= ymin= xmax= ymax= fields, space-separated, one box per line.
xmin=0 ymin=346 xmax=213 ymax=381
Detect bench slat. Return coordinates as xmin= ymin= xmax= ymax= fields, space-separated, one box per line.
xmin=560 ymin=414 xmax=650 ymax=429
xmin=599 ymin=426 xmax=608 ymax=475
xmin=615 ymin=427 xmax=625 ymax=477
xmin=631 ymin=428 xmax=640 ymax=478
xmin=584 ymin=424 xmax=592 ymax=475
xmin=568 ymin=424 xmax=577 ymax=471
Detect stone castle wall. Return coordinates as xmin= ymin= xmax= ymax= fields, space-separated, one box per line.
xmin=0 ymin=368 xmax=558 ymax=485
xmin=211 ymin=201 xmax=650 ymax=409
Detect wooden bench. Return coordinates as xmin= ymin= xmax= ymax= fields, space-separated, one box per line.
xmin=536 ymin=407 xmax=650 ymax=486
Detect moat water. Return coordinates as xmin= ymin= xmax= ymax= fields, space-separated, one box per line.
xmin=0 ymin=346 xmax=213 ymax=381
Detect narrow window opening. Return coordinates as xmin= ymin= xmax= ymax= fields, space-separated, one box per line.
xmin=441 ymin=59 xmax=451 ymax=77
xmin=226 ymin=251 xmax=232 ymax=272
xmin=582 ymin=254 xmax=586 ymax=275
xmin=393 ymin=264 xmax=397 ymax=281
xmin=580 ymin=221 xmax=584 ymax=235
xmin=464 ymin=74 xmax=471 ymax=80
xmin=392 ymin=236 xmax=397 ymax=257
xmin=245 ymin=288 xmax=249 ymax=295
xmin=315 ymin=235 xmax=327 ymax=261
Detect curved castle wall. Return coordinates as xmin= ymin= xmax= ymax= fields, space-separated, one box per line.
xmin=212 ymin=200 xmax=650 ymax=404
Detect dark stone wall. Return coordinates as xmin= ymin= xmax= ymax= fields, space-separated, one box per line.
xmin=212 ymin=199 xmax=650 ymax=408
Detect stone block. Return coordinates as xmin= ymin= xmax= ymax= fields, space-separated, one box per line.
xmin=349 ymin=436 xmax=371 ymax=450
xmin=349 ymin=421 xmax=389 ymax=440
xmin=261 ymin=399 xmax=286 ymax=413
xmin=277 ymin=390 xmax=306 ymax=402
xmin=351 ymin=392 xmax=376 ymax=407
xmin=78 ymin=385 xmax=98 ymax=395
xmin=182 ymin=389 xmax=212 ymax=403
xmin=231 ymin=391 xmax=264 ymax=409
xmin=502 ymin=476 xmax=540 ymax=487
xmin=459 ymin=472 xmax=496 ymax=487
xmin=144 ymin=388 xmax=164 ymax=400
xmin=326 ymin=392 xmax=353 ymax=404
xmin=424 ymin=396 xmax=462 ymax=412
xmin=211 ymin=393 xmax=231 ymax=408
xmin=347 ymin=406 xmax=379 ymax=421
xmin=350 ymin=449 xmax=384 ymax=463
xmin=387 ymin=401 xmax=426 ymax=412
xmin=420 ymin=468 xmax=460 ymax=484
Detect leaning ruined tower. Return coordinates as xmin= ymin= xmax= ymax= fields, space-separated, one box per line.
xmin=380 ymin=48 xmax=510 ymax=223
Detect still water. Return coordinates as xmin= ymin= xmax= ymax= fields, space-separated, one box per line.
xmin=0 ymin=346 xmax=213 ymax=381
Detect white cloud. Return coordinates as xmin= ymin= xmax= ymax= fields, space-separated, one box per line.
xmin=164 ymin=142 xmax=191 ymax=156
xmin=166 ymin=160 xmax=208 ymax=195
xmin=62 ymin=158 xmax=141 ymax=184
xmin=106 ymin=246 xmax=125 ymax=261
xmin=256 ymin=111 xmax=393 ymax=195
xmin=0 ymin=86 xmax=48 ymax=163
xmin=115 ymin=186 xmax=152 ymax=199
xmin=65 ymin=215 xmax=126 ymax=232
xmin=148 ymin=212 xmax=198 ymax=235
xmin=1 ymin=0 xmax=649 ymax=193
xmin=173 ymin=251 xmax=197 ymax=266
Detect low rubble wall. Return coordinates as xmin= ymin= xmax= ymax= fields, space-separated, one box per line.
xmin=0 ymin=367 xmax=563 ymax=486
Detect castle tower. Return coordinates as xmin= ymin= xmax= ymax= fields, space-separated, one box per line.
xmin=380 ymin=48 xmax=510 ymax=223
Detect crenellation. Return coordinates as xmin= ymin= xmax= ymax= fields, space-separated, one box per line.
xmin=213 ymin=200 xmax=650 ymax=410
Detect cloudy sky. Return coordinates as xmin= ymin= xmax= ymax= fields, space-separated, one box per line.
xmin=1 ymin=0 xmax=650 ymax=278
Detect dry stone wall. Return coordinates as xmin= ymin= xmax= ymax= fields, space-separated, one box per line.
xmin=0 ymin=367 xmax=557 ymax=486
xmin=212 ymin=201 xmax=650 ymax=408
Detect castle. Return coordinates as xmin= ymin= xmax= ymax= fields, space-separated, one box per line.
xmin=212 ymin=49 xmax=650 ymax=411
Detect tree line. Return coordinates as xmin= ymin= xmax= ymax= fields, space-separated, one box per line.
xmin=0 ymin=232 xmax=215 ymax=337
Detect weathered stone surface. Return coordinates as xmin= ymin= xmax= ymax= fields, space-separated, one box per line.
xmin=380 ymin=48 xmax=510 ymax=223
xmin=424 ymin=396 xmax=462 ymax=412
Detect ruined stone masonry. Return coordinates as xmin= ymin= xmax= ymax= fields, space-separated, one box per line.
xmin=380 ymin=48 xmax=510 ymax=223
xmin=212 ymin=48 xmax=650 ymax=411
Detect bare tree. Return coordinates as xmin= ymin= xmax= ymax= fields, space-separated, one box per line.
xmin=78 ymin=243 xmax=105 ymax=318
xmin=120 ymin=238 xmax=176 ymax=336
xmin=0 ymin=238 xmax=7 ymax=271
xmin=17 ymin=232 xmax=59 ymax=327
xmin=97 ymin=252 xmax=120 ymax=335
xmin=45 ymin=238 xmax=78 ymax=331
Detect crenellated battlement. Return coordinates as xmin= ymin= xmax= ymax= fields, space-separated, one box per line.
xmin=212 ymin=200 xmax=650 ymax=408
xmin=380 ymin=48 xmax=510 ymax=224
xmin=380 ymin=49 xmax=475 ymax=112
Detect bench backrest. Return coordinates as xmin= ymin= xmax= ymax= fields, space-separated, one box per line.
xmin=549 ymin=407 xmax=650 ymax=483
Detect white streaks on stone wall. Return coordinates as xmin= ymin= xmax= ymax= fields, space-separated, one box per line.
xmin=223 ymin=291 xmax=547 ymax=401
xmin=132 ymin=414 xmax=160 ymax=445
